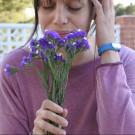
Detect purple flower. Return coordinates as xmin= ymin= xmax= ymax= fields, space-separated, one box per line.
xmin=29 ymin=45 xmax=37 ymax=54
xmin=4 ymin=64 xmax=19 ymax=76
xmin=29 ymin=52 xmax=34 ymax=62
xmin=44 ymin=57 xmax=48 ymax=62
xmin=30 ymin=39 xmax=36 ymax=47
xmin=38 ymin=50 xmax=48 ymax=62
xmin=56 ymin=38 xmax=65 ymax=47
xmin=47 ymin=41 xmax=55 ymax=49
xmin=80 ymin=38 xmax=90 ymax=49
xmin=44 ymin=30 xmax=61 ymax=40
xmin=20 ymin=56 xmax=31 ymax=67
xmin=64 ymin=33 xmax=75 ymax=40
xmin=38 ymin=38 xmax=55 ymax=50
xmin=65 ymin=43 xmax=71 ymax=48
xmin=4 ymin=64 xmax=12 ymax=76
xmin=73 ymin=29 xmax=86 ymax=38
xmin=38 ymin=38 xmax=48 ymax=50
xmin=54 ymin=53 xmax=64 ymax=62
xmin=39 ymin=50 xmax=45 ymax=58
xmin=64 ymin=29 xmax=86 ymax=41
xmin=29 ymin=39 xmax=38 ymax=54
xmin=66 ymin=44 xmax=76 ymax=54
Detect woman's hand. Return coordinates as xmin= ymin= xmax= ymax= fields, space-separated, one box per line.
xmin=33 ymin=99 xmax=68 ymax=135
xmin=91 ymin=0 xmax=121 ymax=64
xmin=91 ymin=0 xmax=115 ymax=47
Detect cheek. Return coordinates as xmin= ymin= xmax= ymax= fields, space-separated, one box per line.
xmin=75 ymin=20 xmax=89 ymax=31
xmin=38 ymin=9 xmax=50 ymax=30
xmin=70 ymin=3 xmax=91 ymax=31
xmin=71 ymin=11 xmax=90 ymax=31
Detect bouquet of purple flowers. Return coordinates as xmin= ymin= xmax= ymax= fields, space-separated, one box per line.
xmin=4 ymin=29 xmax=90 ymax=135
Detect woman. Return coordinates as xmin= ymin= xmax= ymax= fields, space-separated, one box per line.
xmin=0 ymin=0 xmax=135 ymax=134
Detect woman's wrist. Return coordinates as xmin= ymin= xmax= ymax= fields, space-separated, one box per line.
xmin=100 ymin=50 xmax=121 ymax=64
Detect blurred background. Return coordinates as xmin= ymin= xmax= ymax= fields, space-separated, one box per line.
xmin=0 ymin=0 xmax=135 ymax=60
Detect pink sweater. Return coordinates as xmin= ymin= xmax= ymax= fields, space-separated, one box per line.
xmin=0 ymin=45 xmax=135 ymax=134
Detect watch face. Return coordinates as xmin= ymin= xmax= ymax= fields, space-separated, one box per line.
xmin=112 ymin=43 xmax=121 ymax=49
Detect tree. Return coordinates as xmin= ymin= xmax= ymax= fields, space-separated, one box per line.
xmin=115 ymin=4 xmax=126 ymax=16
xmin=115 ymin=3 xmax=135 ymax=16
xmin=125 ymin=4 xmax=135 ymax=15
xmin=0 ymin=0 xmax=33 ymax=23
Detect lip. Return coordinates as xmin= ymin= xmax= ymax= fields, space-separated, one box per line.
xmin=56 ymin=31 xmax=73 ymax=37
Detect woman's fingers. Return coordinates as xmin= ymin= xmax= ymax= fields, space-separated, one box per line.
xmin=33 ymin=99 xmax=68 ymax=135
xmin=62 ymin=108 xmax=68 ymax=118
xmin=36 ymin=109 xmax=68 ymax=127
xmin=101 ymin=0 xmax=110 ymax=13
xmin=91 ymin=0 xmax=114 ymax=15
xmin=41 ymin=99 xmax=64 ymax=114
xmin=91 ymin=0 xmax=104 ymax=17
xmin=90 ymin=0 xmax=115 ymax=46
xmin=33 ymin=126 xmax=46 ymax=135
xmin=34 ymin=119 xmax=66 ymax=135
xmin=103 ymin=0 xmax=115 ymax=17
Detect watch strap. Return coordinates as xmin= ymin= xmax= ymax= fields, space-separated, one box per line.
xmin=98 ymin=43 xmax=121 ymax=56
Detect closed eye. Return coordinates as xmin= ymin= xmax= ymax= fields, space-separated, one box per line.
xmin=68 ymin=7 xmax=82 ymax=11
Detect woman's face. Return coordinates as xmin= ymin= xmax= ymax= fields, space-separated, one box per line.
xmin=38 ymin=0 xmax=93 ymax=36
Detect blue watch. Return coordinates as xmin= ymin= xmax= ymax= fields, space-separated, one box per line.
xmin=98 ymin=43 xmax=121 ymax=56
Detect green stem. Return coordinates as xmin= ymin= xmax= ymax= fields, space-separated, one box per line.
xmin=45 ymin=60 xmax=71 ymax=135
xmin=48 ymin=58 xmax=56 ymax=78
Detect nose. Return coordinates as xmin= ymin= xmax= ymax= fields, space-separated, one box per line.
xmin=53 ymin=5 xmax=68 ymax=25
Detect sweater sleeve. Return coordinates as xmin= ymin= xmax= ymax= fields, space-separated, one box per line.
xmin=0 ymin=60 xmax=30 ymax=134
xmin=96 ymin=57 xmax=135 ymax=134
